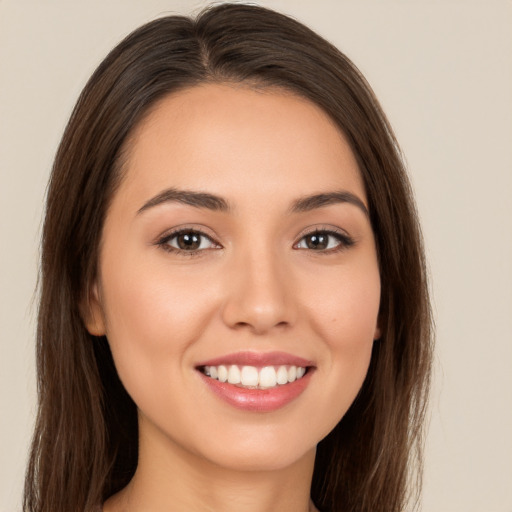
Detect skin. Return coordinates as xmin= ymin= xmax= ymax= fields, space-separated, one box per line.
xmin=86 ymin=83 xmax=381 ymax=512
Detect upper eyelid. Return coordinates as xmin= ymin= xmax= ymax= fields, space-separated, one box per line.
xmin=156 ymin=225 xmax=220 ymax=244
xmin=295 ymin=230 xmax=352 ymax=245
xmin=294 ymin=224 xmax=351 ymax=240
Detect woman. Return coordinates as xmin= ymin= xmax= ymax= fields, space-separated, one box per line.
xmin=24 ymin=4 xmax=432 ymax=512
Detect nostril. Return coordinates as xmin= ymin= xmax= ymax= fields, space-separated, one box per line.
xmin=234 ymin=321 xmax=250 ymax=328
xmin=231 ymin=320 xmax=291 ymax=335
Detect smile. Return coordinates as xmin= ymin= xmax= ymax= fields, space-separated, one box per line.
xmin=196 ymin=352 xmax=314 ymax=412
xmin=201 ymin=364 xmax=307 ymax=389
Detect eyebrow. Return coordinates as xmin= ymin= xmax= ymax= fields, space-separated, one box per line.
xmin=137 ymin=188 xmax=231 ymax=214
xmin=137 ymin=187 xmax=368 ymax=217
xmin=290 ymin=191 xmax=369 ymax=217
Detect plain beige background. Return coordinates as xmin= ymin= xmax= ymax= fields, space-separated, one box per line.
xmin=1 ymin=1 xmax=511 ymax=511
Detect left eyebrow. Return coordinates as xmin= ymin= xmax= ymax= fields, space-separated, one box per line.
xmin=289 ymin=191 xmax=369 ymax=217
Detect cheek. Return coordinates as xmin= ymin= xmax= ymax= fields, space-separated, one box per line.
xmin=328 ymin=284 xmax=380 ymax=347
xmin=99 ymin=258 xmax=218 ymax=395
xmin=303 ymin=257 xmax=381 ymax=347
xmin=322 ymin=273 xmax=379 ymax=379
xmin=298 ymin=260 xmax=380 ymax=427
xmin=103 ymin=255 xmax=211 ymax=340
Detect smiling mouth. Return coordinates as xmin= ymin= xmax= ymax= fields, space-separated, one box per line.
xmin=199 ymin=364 xmax=309 ymax=389
xmin=196 ymin=352 xmax=315 ymax=411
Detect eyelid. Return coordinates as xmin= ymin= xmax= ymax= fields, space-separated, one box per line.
xmin=293 ymin=225 xmax=355 ymax=252
xmin=155 ymin=225 xmax=222 ymax=255
xmin=294 ymin=224 xmax=351 ymax=241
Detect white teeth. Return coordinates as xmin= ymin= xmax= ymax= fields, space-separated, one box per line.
xmin=276 ymin=366 xmax=288 ymax=385
xmin=241 ymin=366 xmax=259 ymax=386
xmin=227 ymin=365 xmax=241 ymax=384
xmin=259 ymin=366 xmax=277 ymax=388
xmin=218 ymin=365 xmax=228 ymax=382
xmin=202 ymin=364 xmax=307 ymax=389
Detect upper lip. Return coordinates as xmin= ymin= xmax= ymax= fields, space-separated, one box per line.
xmin=195 ymin=351 xmax=314 ymax=368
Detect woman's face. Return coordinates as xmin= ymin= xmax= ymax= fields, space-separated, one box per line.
xmin=86 ymin=84 xmax=381 ymax=472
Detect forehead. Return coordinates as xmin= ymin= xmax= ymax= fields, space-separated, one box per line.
xmin=118 ymin=83 xmax=366 ymax=208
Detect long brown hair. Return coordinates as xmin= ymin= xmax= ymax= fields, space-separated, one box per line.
xmin=24 ymin=4 xmax=433 ymax=512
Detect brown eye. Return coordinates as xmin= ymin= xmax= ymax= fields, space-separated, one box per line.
xmin=162 ymin=230 xmax=217 ymax=252
xmin=295 ymin=230 xmax=354 ymax=252
xmin=303 ymin=233 xmax=329 ymax=250
xmin=176 ymin=232 xmax=201 ymax=250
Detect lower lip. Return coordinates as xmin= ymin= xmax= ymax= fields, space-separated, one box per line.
xmin=198 ymin=370 xmax=313 ymax=412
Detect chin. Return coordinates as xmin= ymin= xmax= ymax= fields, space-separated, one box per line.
xmin=201 ymin=440 xmax=316 ymax=473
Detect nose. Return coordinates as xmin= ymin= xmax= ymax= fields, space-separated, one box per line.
xmin=221 ymin=247 xmax=297 ymax=335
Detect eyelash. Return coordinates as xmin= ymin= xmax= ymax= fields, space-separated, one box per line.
xmin=294 ymin=228 xmax=355 ymax=253
xmin=156 ymin=227 xmax=354 ymax=257
xmin=157 ymin=228 xmax=219 ymax=257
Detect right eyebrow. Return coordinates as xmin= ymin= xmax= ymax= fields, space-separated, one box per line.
xmin=137 ymin=188 xmax=231 ymax=215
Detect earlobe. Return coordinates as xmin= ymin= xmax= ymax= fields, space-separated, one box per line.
xmin=373 ymin=318 xmax=382 ymax=341
xmin=81 ymin=282 xmax=106 ymax=336
xmin=373 ymin=309 xmax=384 ymax=341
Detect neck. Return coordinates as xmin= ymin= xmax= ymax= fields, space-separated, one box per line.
xmin=104 ymin=418 xmax=318 ymax=512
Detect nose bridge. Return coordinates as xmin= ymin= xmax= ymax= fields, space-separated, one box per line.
xmin=221 ymin=238 xmax=295 ymax=334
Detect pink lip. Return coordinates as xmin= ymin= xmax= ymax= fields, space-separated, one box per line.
xmin=196 ymin=351 xmax=314 ymax=368
xmin=198 ymin=370 xmax=313 ymax=412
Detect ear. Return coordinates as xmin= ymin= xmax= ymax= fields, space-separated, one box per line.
xmin=373 ymin=314 xmax=383 ymax=341
xmin=81 ymin=281 xmax=106 ymax=336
